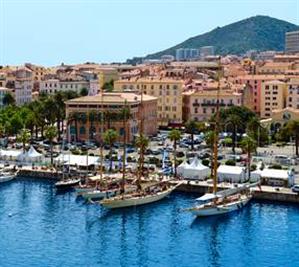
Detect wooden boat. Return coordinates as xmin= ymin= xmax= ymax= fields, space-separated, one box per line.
xmin=100 ymin=182 xmax=181 ymax=209
xmin=82 ymin=184 xmax=137 ymax=200
xmin=184 ymin=57 xmax=256 ymax=217
xmin=0 ymin=172 xmax=16 ymax=183
xmin=55 ymin=178 xmax=81 ymax=189
xmin=186 ymin=192 xmax=252 ymax=217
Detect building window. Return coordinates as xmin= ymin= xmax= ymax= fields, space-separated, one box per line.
xmin=203 ymin=108 xmax=206 ymax=114
xmin=79 ymin=126 xmax=86 ymax=135
xmin=194 ymin=108 xmax=198 ymax=113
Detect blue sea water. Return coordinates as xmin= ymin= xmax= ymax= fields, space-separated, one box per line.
xmin=0 ymin=179 xmax=299 ymax=267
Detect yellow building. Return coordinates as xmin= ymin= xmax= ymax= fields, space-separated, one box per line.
xmin=260 ymin=80 xmax=287 ymax=118
xmin=114 ymin=78 xmax=184 ymax=126
xmin=287 ymin=77 xmax=299 ymax=109
xmin=183 ymin=89 xmax=242 ymax=122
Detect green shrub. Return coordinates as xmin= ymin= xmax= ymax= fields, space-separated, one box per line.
xmin=269 ymin=164 xmax=282 ymax=170
xmin=225 ymin=159 xmax=236 ymax=166
xmin=202 ymin=159 xmax=209 ymax=166
xmin=250 ymin=164 xmax=257 ymax=171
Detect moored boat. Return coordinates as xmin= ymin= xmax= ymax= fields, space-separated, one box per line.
xmin=100 ymin=182 xmax=181 ymax=209
xmin=0 ymin=172 xmax=16 ymax=183
xmin=82 ymin=184 xmax=137 ymax=200
xmin=55 ymin=178 xmax=81 ymax=189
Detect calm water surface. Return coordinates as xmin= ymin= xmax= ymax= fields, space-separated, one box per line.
xmin=0 ymin=179 xmax=298 ymax=267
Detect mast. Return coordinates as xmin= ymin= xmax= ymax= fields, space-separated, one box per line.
xmin=99 ymin=87 xmax=104 ymax=186
xmin=121 ymin=100 xmax=127 ymax=194
xmin=137 ymin=90 xmax=144 ymax=190
xmin=212 ymin=57 xmax=221 ymax=194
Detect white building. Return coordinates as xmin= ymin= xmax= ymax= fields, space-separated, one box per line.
xmin=14 ymin=68 xmax=33 ymax=106
xmin=39 ymin=79 xmax=90 ymax=95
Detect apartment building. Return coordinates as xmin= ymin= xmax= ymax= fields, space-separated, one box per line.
xmin=114 ymin=78 xmax=184 ymax=126
xmin=40 ymin=79 xmax=90 ymax=95
xmin=183 ymin=89 xmax=242 ymax=122
xmin=286 ymin=31 xmax=299 ymax=53
xmin=14 ymin=68 xmax=33 ymax=106
xmin=65 ymin=92 xmax=157 ymax=143
xmin=260 ymin=80 xmax=287 ymax=118
xmin=235 ymin=75 xmax=285 ymax=115
xmin=287 ymin=78 xmax=299 ymax=109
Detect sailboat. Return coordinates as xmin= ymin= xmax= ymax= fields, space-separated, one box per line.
xmin=55 ymin=126 xmax=80 ymax=190
xmin=184 ymin=58 xmax=254 ymax=217
xmin=100 ymin=91 xmax=181 ymax=209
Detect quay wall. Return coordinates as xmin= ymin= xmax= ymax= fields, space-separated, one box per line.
xmin=176 ymin=182 xmax=299 ymax=204
xmin=16 ymin=169 xmax=61 ymax=180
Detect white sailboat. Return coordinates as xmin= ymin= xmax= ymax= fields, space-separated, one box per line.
xmin=99 ymin=92 xmax=181 ymax=209
xmin=0 ymin=172 xmax=16 ymax=183
xmin=184 ymin=57 xmax=255 ymax=217
xmin=100 ymin=182 xmax=182 ymax=209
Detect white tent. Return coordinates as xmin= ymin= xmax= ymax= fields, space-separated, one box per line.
xmin=54 ymin=154 xmax=100 ymax=167
xmin=252 ymin=168 xmax=294 ymax=187
xmin=18 ymin=146 xmax=44 ymax=162
xmin=217 ymin=165 xmax=246 ymax=183
xmin=0 ymin=149 xmax=22 ymax=161
xmin=177 ymin=160 xmax=189 ymax=176
xmin=179 ymin=157 xmax=210 ymax=180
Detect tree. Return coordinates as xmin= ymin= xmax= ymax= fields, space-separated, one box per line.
xmin=103 ymin=129 xmax=118 ymax=171
xmin=185 ymin=120 xmax=198 ymax=150
xmin=45 ymin=125 xmax=58 ymax=166
xmin=3 ymin=93 xmax=15 ymax=106
xmin=17 ymin=128 xmax=31 ymax=152
xmin=68 ymin=112 xmax=80 ymax=142
xmin=103 ymin=79 xmax=114 ymax=92
xmin=136 ymin=134 xmax=149 ymax=189
xmin=279 ymin=120 xmax=299 ymax=156
xmin=168 ymin=129 xmax=181 ymax=177
xmin=225 ymin=114 xmax=242 ymax=154
xmin=240 ymin=136 xmax=257 ymax=181
xmin=80 ymin=87 xmax=88 ymax=96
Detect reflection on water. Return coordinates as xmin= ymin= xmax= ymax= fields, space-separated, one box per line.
xmin=0 ymin=179 xmax=299 ymax=267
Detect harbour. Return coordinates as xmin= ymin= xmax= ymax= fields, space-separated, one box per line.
xmin=0 ymin=178 xmax=298 ymax=267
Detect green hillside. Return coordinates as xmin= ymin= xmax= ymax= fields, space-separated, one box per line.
xmin=127 ymin=15 xmax=298 ymax=64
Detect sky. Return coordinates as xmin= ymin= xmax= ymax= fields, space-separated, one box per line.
xmin=0 ymin=0 xmax=298 ymax=66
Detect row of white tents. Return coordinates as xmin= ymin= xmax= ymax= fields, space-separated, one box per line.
xmin=0 ymin=146 xmax=44 ymax=163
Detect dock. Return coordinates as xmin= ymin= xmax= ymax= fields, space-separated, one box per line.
xmin=16 ymin=167 xmax=61 ymax=180
xmin=175 ymin=180 xmax=299 ymax=204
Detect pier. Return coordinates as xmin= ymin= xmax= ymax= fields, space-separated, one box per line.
xmin=175 ymin=180 xmax=299 ymax=204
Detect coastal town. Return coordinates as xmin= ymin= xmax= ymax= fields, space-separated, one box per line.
xmin=0 ymin=30 xmax=298 ymax=208
xmin=1 ymin=0 xmax=299 ymax=264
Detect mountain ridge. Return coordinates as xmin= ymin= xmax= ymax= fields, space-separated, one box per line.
xmin=127 ymin=15 xmax=299 ymax=64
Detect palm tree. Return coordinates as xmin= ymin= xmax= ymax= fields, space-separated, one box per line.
xmin=240 ymin=136 xmax=257 ymax=181
xmin=103 ymin=129 xmax=118 ymax=171
xmin=185 ymin=119 xmax=198 ymax=150
xmin=279 ymin=120 xmax=299 ymax=156
xmin=168 ymin=129 xmax=181 ymax=178
xmin=226 ymin=114 xmax=242 ymax=154
xmin=136 ymin=134 xmax=149 ymax=189
xmin=17 ymin=128 xmax=31 ymax=153
xmin=68 ymin=112 xmax=80 ymax=142
xmin=88 ymin=110 xmax=97 ymax=140
xmin=45 ymin=125 xmax=58 ymax=166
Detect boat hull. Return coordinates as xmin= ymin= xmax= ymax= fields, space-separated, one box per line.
xmin=0 ymin=175 xmax=15 ymax=183
xmin=191 ymin=196 xmax=251 ymax=217
xmin=55 ymin=179 xmax=81 ymax=189
xmin=101 ymin=185 xmax=179 ymax=209
xmin=82 ymin=186 xmax=136 ymax=200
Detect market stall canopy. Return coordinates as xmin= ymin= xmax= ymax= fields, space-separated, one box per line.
xmin=54 ymin=154 xmax=100 ymax=167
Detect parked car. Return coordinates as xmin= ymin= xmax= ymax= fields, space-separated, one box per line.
xmin=292 ymin=185 xmax=299 ymax=193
